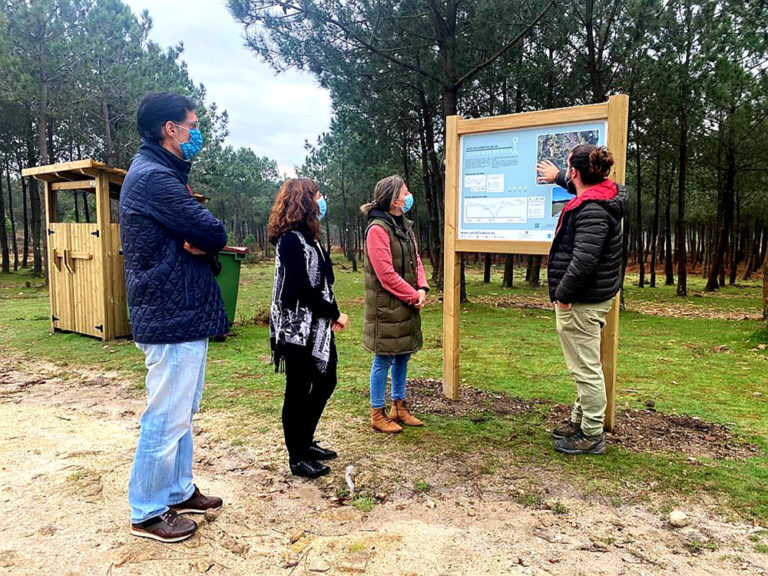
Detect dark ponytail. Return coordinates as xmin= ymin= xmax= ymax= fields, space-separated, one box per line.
xmin=569 ymin=144 xmax=614 ymax=185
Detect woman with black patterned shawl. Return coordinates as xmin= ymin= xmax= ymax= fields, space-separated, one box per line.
xmin=268 ymin=179 xmax=350 ymax=478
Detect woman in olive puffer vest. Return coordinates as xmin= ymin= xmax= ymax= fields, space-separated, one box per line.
xmin=362 ymin=175 xmax=429 ymax=433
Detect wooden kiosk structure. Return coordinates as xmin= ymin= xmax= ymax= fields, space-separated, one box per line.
xmin=443 ymin=95 xmax=629 ymax=431
xmin=22 ymin=160 xmax=131 ymax=340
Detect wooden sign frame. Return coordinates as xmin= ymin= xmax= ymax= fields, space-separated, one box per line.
xmin=442 ymin=95 xmax=629 ymax=431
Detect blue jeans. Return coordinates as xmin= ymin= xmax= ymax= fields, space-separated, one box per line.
xmin=129 ymin=339 xmax=208 ymax=523
xmin=369 ymin=354 xmax=411 ymax=409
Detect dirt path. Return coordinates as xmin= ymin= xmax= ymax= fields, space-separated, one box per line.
xmin=0 ymin=351 xmax=766 ymax=576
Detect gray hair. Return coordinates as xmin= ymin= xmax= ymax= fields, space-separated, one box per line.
xmin=360 ymin=175 xmax=405 ymax=215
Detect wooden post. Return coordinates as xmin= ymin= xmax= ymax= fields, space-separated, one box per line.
xmin=601 ymin=297 xmax=620 ymax=431
xmin=602 ymin=94 xmax=629 ymax=432
xmin=95 ymin=171 xmax=112 ymax=341
xmin=42 ymin=181 xmax=57 ymax=334
xmin=443 ymin=115 xmax=461 ymax=399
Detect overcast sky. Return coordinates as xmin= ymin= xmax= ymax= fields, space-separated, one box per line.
xmin=123 ymin=0 xmax=332 ymax=176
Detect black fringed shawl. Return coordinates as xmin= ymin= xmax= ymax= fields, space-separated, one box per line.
xmin=269 ymin=228 xmax=339 ymax=373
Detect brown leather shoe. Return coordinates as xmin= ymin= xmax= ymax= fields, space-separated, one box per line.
xmin=169 ymin=485 xmax=223 ymax=514
xmin=389 ymin=399 xmax=424 ymax=427
xmin=371 ymin=407 xmax=403 ymax=433
xmin=130 ymin=510 xmax=197 ymax=543
xmin=552 ymin=420 xmax=581 ymax=440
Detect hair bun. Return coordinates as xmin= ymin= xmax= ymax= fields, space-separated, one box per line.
xmin=589 ymin=146 xmax=614 ymax=178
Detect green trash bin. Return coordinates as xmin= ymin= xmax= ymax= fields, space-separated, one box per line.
xmin=216 ymin=246 xmax=249 ymax=325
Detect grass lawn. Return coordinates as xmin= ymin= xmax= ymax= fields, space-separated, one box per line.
xmin=1 ymin=259 xmax=766 ymax=520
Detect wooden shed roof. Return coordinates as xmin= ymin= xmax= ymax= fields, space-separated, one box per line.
xmin=21 ymin=159 xmax=127 ymax=183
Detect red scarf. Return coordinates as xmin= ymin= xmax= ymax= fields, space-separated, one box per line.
xmin=554 ymin=179 xmax=618 ymax=236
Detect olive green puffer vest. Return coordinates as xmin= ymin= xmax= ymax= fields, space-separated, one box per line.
xmin=363 ymin=213 xmax=423 ymax=356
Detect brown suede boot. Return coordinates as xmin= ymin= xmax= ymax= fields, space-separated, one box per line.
xmin=389 ymin=399 xmax=424 ymax=427
xmin=371 ymin=407 xmax=403 ymax=433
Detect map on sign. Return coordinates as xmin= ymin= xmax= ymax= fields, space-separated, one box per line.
xmin=458 ymin=121 xmax=606 ymax=241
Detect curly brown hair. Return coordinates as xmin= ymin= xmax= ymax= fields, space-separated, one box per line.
xmin=268 ymin=178 xmax=322 ymax=244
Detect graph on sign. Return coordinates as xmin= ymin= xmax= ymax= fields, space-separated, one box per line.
xmin=458 ymin=121 xmax=606 ymax=241
xmin=465 ymin=197 xmax=527 ymax=222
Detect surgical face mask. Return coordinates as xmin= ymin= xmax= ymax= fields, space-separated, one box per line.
xmin=317 ymin=196 xmax=327 ymax=220
xmin=174 ymin=124 xmax=204 ymax=161
xmin=403 ymin=193 xmax=414 ymax=213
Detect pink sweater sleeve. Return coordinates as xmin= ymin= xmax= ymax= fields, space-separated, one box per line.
xmin=413 ymin=236 xmax=429 ymax=291
xmin=366 ymin=225 xmax=421 ymax=305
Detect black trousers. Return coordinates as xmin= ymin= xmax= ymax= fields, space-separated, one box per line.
xmin=282 ymin=341 xmax=337 ymax=463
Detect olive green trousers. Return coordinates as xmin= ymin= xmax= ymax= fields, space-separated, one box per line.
xmin=555 ymin=299 xmax=614 ymax=436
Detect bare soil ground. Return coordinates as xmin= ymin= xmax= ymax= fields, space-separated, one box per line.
xmin=545 ymin=404 xmax=761 ymax=461
xmin=1 ymin=349 xmax=766 ymax=576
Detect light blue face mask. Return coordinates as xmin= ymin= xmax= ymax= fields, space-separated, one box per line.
xmin=403 ymin=193 xmax=414 ymax=213
xmin=317 ymin=196 xmax=327 ymax=220
xmin=174 ymin=124 xmax=204 ymax=161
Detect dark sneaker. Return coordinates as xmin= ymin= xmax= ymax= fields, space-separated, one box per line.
xmin=290 ymin=458 xmax=331 ymax=479
xmin=555 ymin=430 xmax=606 ymax=455
xmin=552 ymin=420 xmax=582 ymax=440
xmin=306 ymin=441 xmax=337 ymax=461
xmin=130 ymin=510 xmax=197 ymax=543
xmin=169 ymin=485 xmax=223 ymax=514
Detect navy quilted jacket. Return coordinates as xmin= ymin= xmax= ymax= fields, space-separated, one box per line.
xmin=547 ymin=173 xmax=627 ymax=304
xmin=120 ymin=139 xmax=229 ymax=344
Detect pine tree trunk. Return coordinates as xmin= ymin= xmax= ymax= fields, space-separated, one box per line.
xmin=20 ymin=160 xmax=28 ymax=268
xmin=650 ymin=149 xmax=661 ymax=288
xmin=635 ymin=142 xmax=644 ymax=287
xmin=4 ymin=155 xmax=18 ymax=271
xmin=502 ymin=254 xmax=514 ymax=288
xmin=676 ymin=26 xmax=692 ymax=297
xmin=676 ymin=135 xmax=688 ymax=296
xmin=763 ymin=250 xmax=767 ymax=321
xmin=664 ymin=181 xmax=674 ymax=285
xmin=0 ymin=164 xmax=9 ymax=273
xmin=744 ymin=222 xmax=760 ymax=280
xmin=527 ymin=255 xmax=542 ymax=287
xmin=706 ymin=153 xmax=735 ymax=291
xmin=28 ymin=179 xmax=43 ymax=276
xmin=82 ymin=190 xmax=91 ymax=223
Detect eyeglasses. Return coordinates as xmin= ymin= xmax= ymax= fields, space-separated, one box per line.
xmin=174 ymin=121 xmax=200 ymax=131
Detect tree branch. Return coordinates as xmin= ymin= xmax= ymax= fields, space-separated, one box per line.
xmin=455 ymin=0 xmax=556 ymax=89
xmin=281 ymin=0 xmax=444 ymax=85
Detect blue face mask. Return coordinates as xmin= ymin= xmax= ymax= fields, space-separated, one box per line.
xmin=175 ymin=125 xmax=204 ymax=161
xmin=317 ymin=196 xmax=327 ymax=220
xmin=403 ymin=194 xmax=414 ymax=213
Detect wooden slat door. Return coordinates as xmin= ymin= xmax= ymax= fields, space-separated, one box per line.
xmin=69 ymin=224 xmax=105 ymax=338
xmin=107 ymin=224 xmax=131 ymax=337
xmin=48 ymin=223 xmax=75 ymax=332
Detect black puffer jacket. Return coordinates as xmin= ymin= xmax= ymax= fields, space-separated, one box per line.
xmin=547 ymin=174 xmax=627 ymax=304
xmin=120 ymin=139 xmax=229 ymax=344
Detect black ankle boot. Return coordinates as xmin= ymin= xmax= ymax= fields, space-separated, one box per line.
xmin=306 ymin=441 xmax=337 ymax=461
xmin=289 ymin=458 xmax=330 ymax=479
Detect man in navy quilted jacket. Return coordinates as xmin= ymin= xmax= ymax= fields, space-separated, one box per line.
xmin=120 ymin=92 xmax=228 ymax=543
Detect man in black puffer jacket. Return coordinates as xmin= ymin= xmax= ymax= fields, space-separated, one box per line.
xmin=537 ymin=144 xmax=627 ymax=456
xmin=120 ymin=92 xmax=227 ymax=543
